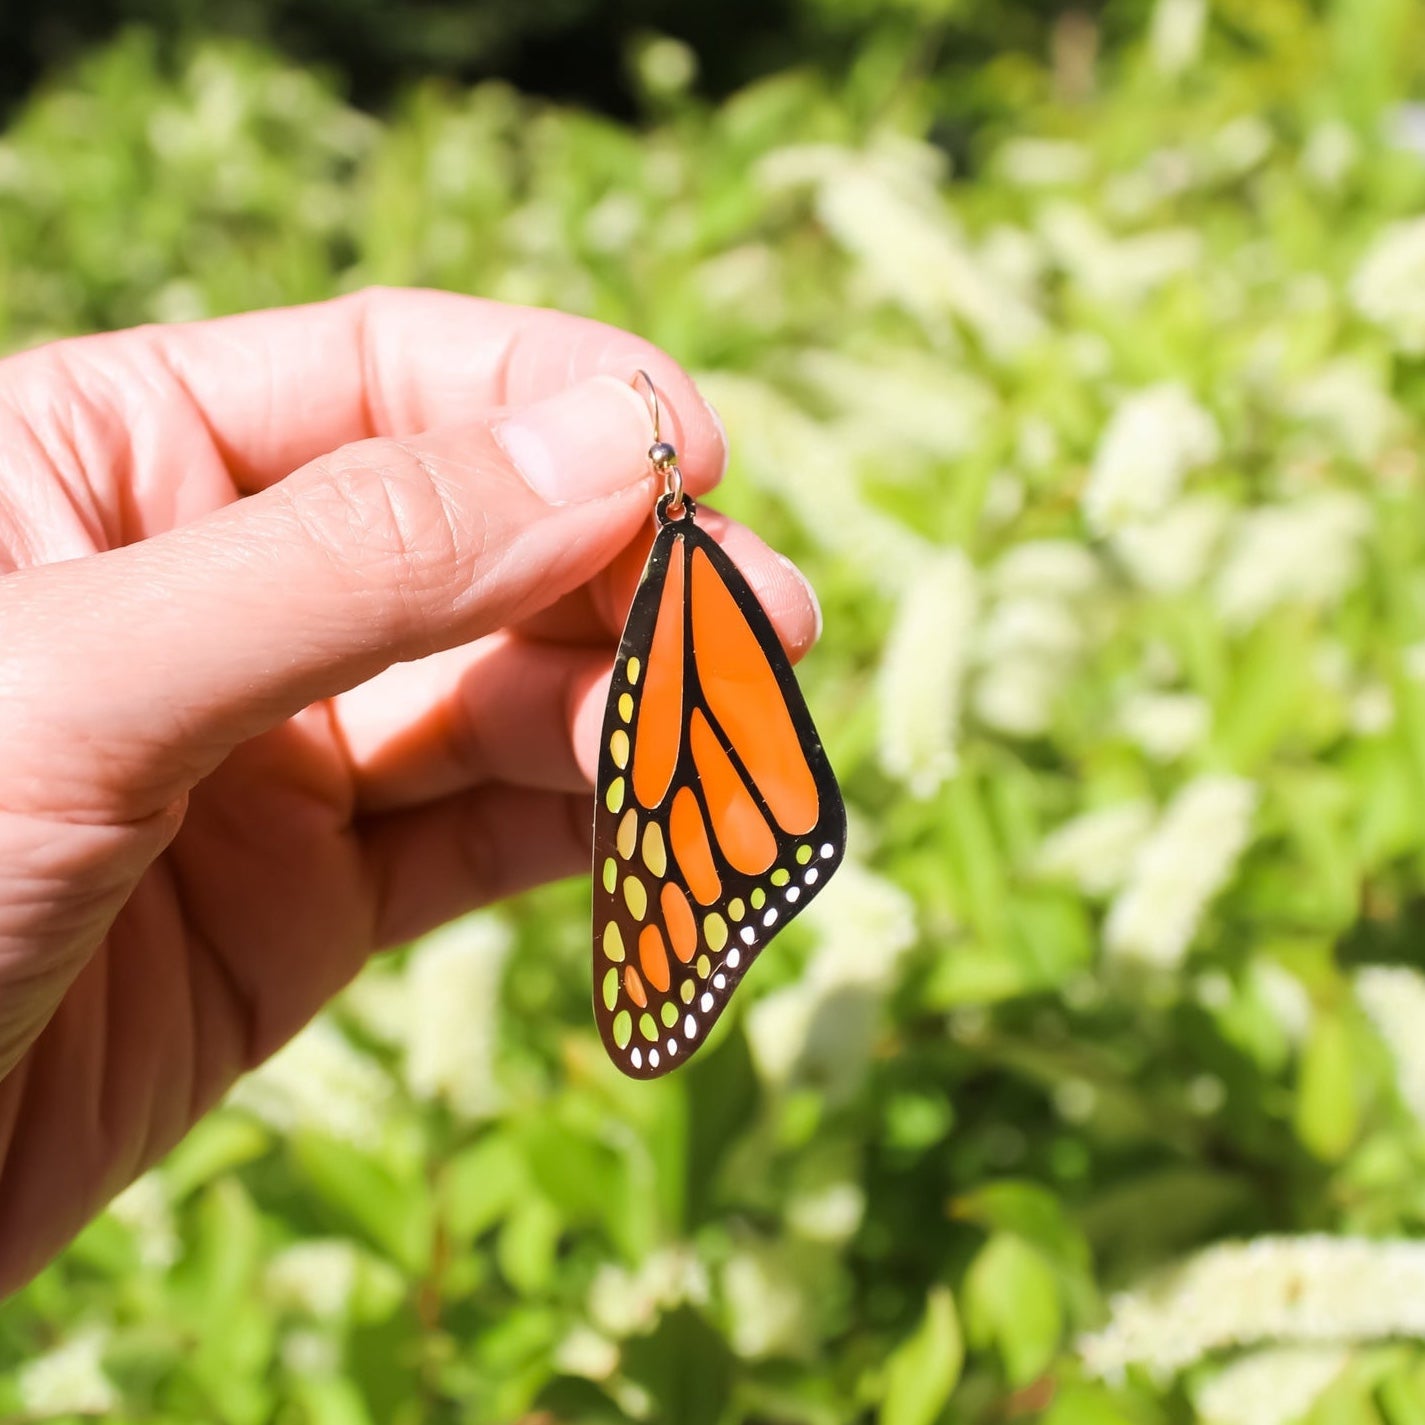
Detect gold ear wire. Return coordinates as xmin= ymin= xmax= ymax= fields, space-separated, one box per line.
xmin=632 ymin=368 xmax=662 ymax=444
xmin=631 ymin=369 xmax=685 ymax=513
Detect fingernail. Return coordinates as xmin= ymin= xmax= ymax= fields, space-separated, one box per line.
xmin=778 ymin=553 xmax=823 ymax=643
xmin=702 ymin=393 xmax=730 ymax=480
xmin=495 ymin=376 xmax=654 ymax=505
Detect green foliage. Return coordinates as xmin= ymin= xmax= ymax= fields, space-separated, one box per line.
xmin=879 ymin=1287 xmax=962 ymax=1425
xmin=964 ymin=1234 xmax=1063 ymax=1387
xmin=0 ymin=0 xmax=1119 ymax=134
xmin=9 ymin=2 xmax=1425 ymax=1421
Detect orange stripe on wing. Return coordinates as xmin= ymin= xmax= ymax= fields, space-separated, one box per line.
xmin=661 ymin=882 xmax=698 ymax=963
xmin=624 ymin=965 xmax=648 ymax=1008
xmin=632 ymin=540 xmax=685 ymax=810
xmin=691 ymin=546 xmax=819 ymax=835
xmin=689 ymin=708 xmax=777 ymax=875
xmin=670 ymin=787 xmax=721 ymax=904
xmin=639 ymin=924 xmax=672 ymax=993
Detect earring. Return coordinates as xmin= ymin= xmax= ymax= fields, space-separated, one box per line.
xmin=590 ymin=371 xmax=846 ymax=1077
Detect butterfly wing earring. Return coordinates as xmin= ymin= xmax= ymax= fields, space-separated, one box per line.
xmin=591 ymin=372 xmax=846 ymax=1078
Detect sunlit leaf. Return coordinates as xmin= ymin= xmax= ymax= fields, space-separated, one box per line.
xmin=963 ymin=1234 xmax=1063 ymax=1387
xmin=879 ymin=1286 xmax=962 ymax=1425
xmin=1294 ymin=1011 xmax=1361 ymax=1163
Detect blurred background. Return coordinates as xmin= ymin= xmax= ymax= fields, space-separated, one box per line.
xmin=5 ymin=0 xmax=1425 ymax=1421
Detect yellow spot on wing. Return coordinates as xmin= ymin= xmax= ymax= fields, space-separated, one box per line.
xmin=602 ymin=967 xmax=619 ymax=1010
xmin=728 ymin=898 xmax=745 ymax=922
xmin=617 ymin=809 xmax=638 ymax=860
xmin=704 ymin=913 xmax=727 ymax=952
xmin=605 ymin=777 xmax=625 ymax=813
xmin=661 ymin=1001 xmax=678 ymax=1028
xmin=642 ymin=821 xmax=667 ymax=877
xmin=610 ymin=729 xmax=630 ymax=769
xmin=640 ymin=1012 xmax=658 ymax=1041
xmin=626 ymin=656 xmax=641 ymax=685
xmin=613 ymin=1010 xmax=632 ymax=1048
xmin=624 ymin=876 xmax=648 ymax=920
xmin=680 ymin=980 xmax=694 ymax=1003
xmin=618 ymin=693 xmax=634 ymax=722
xmin=602 ymin=858 xmax=617 ymax=893
xmin=603 ymin=922 xmax=625 ymax=962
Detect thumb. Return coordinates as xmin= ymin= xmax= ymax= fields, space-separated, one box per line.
xmin=3 ymin=374 xmax=662 ymax=821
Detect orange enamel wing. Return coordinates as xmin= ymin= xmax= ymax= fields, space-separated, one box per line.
xmin=592 ymin=506 xmax=846 ymax=1078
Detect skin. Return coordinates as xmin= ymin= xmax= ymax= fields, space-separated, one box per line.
xmin=0 ymin=287 xmax=820 ymax=1294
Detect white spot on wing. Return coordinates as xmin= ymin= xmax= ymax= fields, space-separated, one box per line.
xmin=700 ymin=993 xmax=713 ymax=1012
xmin=685 ymin=1014 xmax=697 ymax=1036
xmin=631 ymin=1048 xmax=642 ymax=1069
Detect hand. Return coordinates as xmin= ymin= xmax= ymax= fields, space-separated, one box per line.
xmin=0 ymin=288 xmax=820 ymax=1292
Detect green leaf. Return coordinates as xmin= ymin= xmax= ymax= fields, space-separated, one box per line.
xmin=1327 ymin=0 xmax=1416 ymax=125
xmin=942 ymin=771 xmax=1009 ymax=948
xmin=1078 ymin=1168 xmax=1254 ymax=1276
xmin=535 ymin=1377 xmax=630 ymax=1425
xmin=174 ymin=1181 xmax=277 ymax=1425
xmin=1379 ymin=1367 xmax=1425 ymax=1425
xmin=495 ymin=1195 xmax=564 ymax=1296
xmin=963 ymin=1233 xmax=1063 ymax=1388
xmin=176 ymin=1179 xmax=264 ymax=1323
xmin=920 ymin=940 xmax=1032 ymax=1007
xmin=441 ymin=1132 xmax=529 ymax=1243
xmin=1040 ymin=1385 xmax=1140 ymax=1425
xmin=879 ymin=1286 xmax=962 ymax=1425
xmin=953 ymin=1179 xmax=1100 ymax=1324
xmin=683 ymin=1024 xmax=761 ymax=1227
xmin=1008 ymin=892 xmax=1095 ymax=988
xmin=951 ymin=1181 xmax=1091 ymax=1273
xmin=519 ymin=1117 xmax=629 ymax=1241
xmin=161 ymin=1113 xmax=271 ymax=1201
xmin=1307 ymin=1365 xmax=1389 ymax=1425
xmin=1214 ymin=616 xmax=1314 ymax=771
xmin=290 ymin=1133 xmax=433 ymax=1274
xmin=1294 ymin=1011 xmax=1360 ymax=1162
xmin=291 ymin=1375 xmax=377 ymax=1425
xmin=621 ymin=1306 xmax=734 ymax=1425
xmin=68 ymin=1211 xmax=139 ymax=1276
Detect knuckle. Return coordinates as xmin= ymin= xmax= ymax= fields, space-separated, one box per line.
xmin=343 ymin=283 xmax=400 ymax=313
xmin=290 ymin=438 xmax=479 ymax=634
